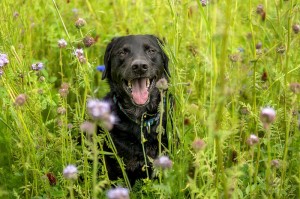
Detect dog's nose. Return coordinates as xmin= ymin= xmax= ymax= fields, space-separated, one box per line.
xmin=131 ymin=60 xmax=149 ymax=73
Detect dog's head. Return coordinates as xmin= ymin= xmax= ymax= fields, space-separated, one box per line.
xmin=102 ymin=35 xmax=169 ymax=107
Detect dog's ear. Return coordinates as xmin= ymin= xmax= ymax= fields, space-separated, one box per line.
xmin=102 ymin=37 xmax=119 ymax=80
xmin=153 ymin=36 xmax=170 ymax=77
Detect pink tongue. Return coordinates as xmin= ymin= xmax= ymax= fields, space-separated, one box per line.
xmin=131 ymin=78 xmax=149 ymax=105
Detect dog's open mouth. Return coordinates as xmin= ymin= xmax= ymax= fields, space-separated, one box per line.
xmin=124 ymin=77 xmax=155 ymax=105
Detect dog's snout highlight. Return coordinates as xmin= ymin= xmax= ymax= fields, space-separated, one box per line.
xmin=131 ymin=59 xmax=149 ymax=73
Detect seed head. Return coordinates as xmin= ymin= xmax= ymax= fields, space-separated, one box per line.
xmin=31 ymin=62 xmax=44 ymax=71
xmin=107 ymin=187 xmax=130 ymax=199
xmin=292 ymin=24 xmax=300 ymax=34
xmin=256 ymin=42 xmax=262 ymax=49
xmin=229 ymin=53 xmax=241 ymax=62
xmin=46 ymin=172 xmax=57 ymax=186
xmin=191 ymin=138 xmax=206 ymax=152
xmin=75 ymin=18 xmax=86 ymax=28
xmin=271 ymin=159 xmax=280 ymax=169
xmin=80 ymin=121 xmax=96 ymax=135
xmin=240 ymin=107 xmax=249 ymax=115
xmin=67 ymin=123 xmax=73 ymax=129
xmin=156 ymin=78 xmax=168 ymax=91
xmin=39 ymin=76 xmax=45 ymax=82
xmin=58 ymin=39 xmax=67 ymax=48
xmin=261 ymin=70 xmax=268 ymax=82
xmin=15 ymin=94 xmax=27 ymax=106
xmin=61 ymin=83 xmax=70 ymax=90
xmin=57 ymin=107 xmax=67 ymax=115
xmin=200 ymin=0 xmax=208 ymax=6
xmin=63 ymin=164 xmax=78 ymax=180
xmin=13 ymin=11 xmax=19 ymax=19
xmin=59 ymin=83 xmax=70 ymax=98
xmin=83 ymin=36 xmax=95 ymax=47
xmin=153 ymin=155 xmax=173 ymax=169
xmin=256 ymin=4 xmax=264 ymax=14
xmin=38 ymin=89 xmax=43 ymax=94
xmin=59 ymin=88 xmax=69 ymax=98
xmin=184 ymin=118 xmax=191 ymax=125
xmin=246 ymin=134 xmax=260 ymax=146
xmin=57 ymin=119 xmax=63 ymax=127
xmin=0 ymin=53 xmax=9 ymax=67
xmin=78 ymin=55 xmax=86 ymax=63
xmin=276 ymin=45 xmax=286 ymax=54
xmin=290 ymin=82 xmax=300 ymax=94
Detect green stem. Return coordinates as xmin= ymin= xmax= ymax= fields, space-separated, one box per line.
xmin=265 ymin=128 xmax=272 ymax=195
xmin=59 ymin=48 xmax=63 ymax=83
xmin=214 ymin=0 xmax=232 ymax=197
xmin=92 ymin=130 xmax=99 ymax=198
xmin=140 ymin=116 xmax=149 ymax=179
xmin=158 ymin=90 xmax=165 ymax=155
xmin=281 ymin=0 xmax=293 ymax=193
xmin=70 ymin=180 xmax=74 ymax=199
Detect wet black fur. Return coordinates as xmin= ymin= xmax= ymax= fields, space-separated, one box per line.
xmin=100 ymin=35 xmax=170 ymax=185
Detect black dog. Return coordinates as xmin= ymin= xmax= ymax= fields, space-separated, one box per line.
xmin=101 ymin=35 xmax=170 ymax=185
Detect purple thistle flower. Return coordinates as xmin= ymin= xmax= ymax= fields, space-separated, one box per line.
xmin=15 ymin=94 xmax=27 ymax=106
xmin=107 ymin=187 xmax=129 ymax=199
xmin=87 ymin=99 xmax=117 ymax=130
xmin=58 ymin=39 xmax=67 ymax=48
xmin=192 ymin=138 xmax=206 ymax=152
xmin=31 ymin=62 xmax=44 ymax=71
xmin=260 ymin=107 xmax=276 ymax=129
xmin=153 ymin=155 xmax=173 ymax=169
xmin=246 ymin=134 xmax=260 ymax=146
xmin=74 ymin=48 xmax=84 ymax=57
xmin=0 ymin=53 xmax=9 ymax=67
xmin=74 ymin=48 xmax=86 ymax=63
xmin=83 ymin=36 xmax=95 ymax=47
xmin=63 ymin=164 xmax=78 ymax=180
xmin=201 ymin=0 xmax=208 ymax=6
xmin=87 ymin=99 xmax=111 ymax=119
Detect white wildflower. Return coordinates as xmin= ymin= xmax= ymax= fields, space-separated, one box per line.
xmin=63 ymin=164 xmax=78 ymax=180
xmin=58 ymin=39 xmax=67 ymax=48
xmin=107 ymin=187 xmax=130 ymax=199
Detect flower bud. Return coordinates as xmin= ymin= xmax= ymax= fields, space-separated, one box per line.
xmin=75 ymin=18 xmax=86 ymax=28
xmin=156 ymin=78 xmax=168 ymax=91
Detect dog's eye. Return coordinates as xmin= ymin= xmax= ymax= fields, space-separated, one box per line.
xmin=118 ymin=48 xmax=129 ymax=57
xmin=118 ymin=50 xmax=126 ymax=56
xmin=146 ymin=48 xmax=156 ymax=55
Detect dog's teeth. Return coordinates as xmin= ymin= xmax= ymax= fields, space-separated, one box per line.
xmin=146 ymin=79 xmax=150 ymax=88
xmin=128 ymin=80 xmax=132 ymax=88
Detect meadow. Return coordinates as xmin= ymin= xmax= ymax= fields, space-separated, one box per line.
xmin=0 ymin=0 xmax=300 ymax=198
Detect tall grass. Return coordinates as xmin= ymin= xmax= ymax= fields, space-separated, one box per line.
xmin=0 ymin=0 xmax=299 ymax=198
